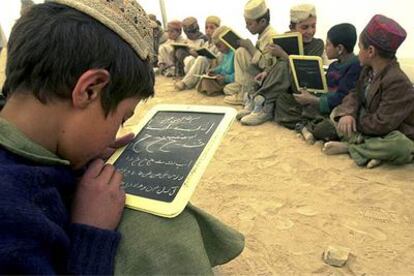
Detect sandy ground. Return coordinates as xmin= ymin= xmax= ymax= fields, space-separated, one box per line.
xmin=126 ymin=75 xmax=414 ymax=275
xmin=2 ymin=50 xmax=414 ymax=274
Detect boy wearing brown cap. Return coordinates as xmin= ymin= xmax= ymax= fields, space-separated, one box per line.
xmin=158 ymin=20 xmax=186 ymax=77
xmin=0 ymin=0 xmax=244 ymax=274
xmin=175 ymin=15 xmax=221 ymax=91
xmin=323 ymin=15 xmax=414 ymax=169
xmin=174 ymin=17 xmax=208 ymax=77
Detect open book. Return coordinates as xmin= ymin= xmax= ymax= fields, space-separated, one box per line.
xmin=195 ymin=47 xmax=217 ymax=59
xmin=170 ymin=42 xmax=189 ymax=49
xmin=193 ymin=74 xmax=218 ymax=80
xmin=107 ymin=104 xmax=236 ymax=218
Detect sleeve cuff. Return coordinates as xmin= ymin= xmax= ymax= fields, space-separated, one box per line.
xmin=319 ymin=94 xmax=330 ymax=114
xmin=67 ymin=223 xmax=121 ymax=274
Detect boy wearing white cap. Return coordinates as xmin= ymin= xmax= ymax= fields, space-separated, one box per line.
xmin=233 ymin=0 xmax=291 ymax=126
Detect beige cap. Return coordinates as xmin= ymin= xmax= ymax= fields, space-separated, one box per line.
xmin=206 ymin=15 xmax=221 ymax=27
xmin=182 ymin=16 xmax=198 ymax=28
xmin=290 ymin=3 xmax=316 ymax=23
xmin=212 ymin=25 xmax=230 ymax=44
xmin=167 ymin=20 xmax=182 ymax=31
xmin=50 ymin=0 xmax=155 ymax=62
xmin=244 ymin=0 xmax=268 ymax=20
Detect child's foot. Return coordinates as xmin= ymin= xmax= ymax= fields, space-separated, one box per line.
xmin=366 ymin=159 xmax=382 ymax=169
xmin=174 ymin=81 xmax=186 ymax=91
xmin=322 ymin=141 xmax=348 ymax=155
xmin=301 ymin=127 xmax=315 ymax=145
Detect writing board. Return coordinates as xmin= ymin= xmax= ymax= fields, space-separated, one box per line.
xmin=107 ymin=104 xmax=236 ymax=218
xmin=289 ymin=55 xmax=328 ymax=93
xmin=219 ymin=29 xmax=241 ymax=51
xmin=272 ymin=32 xmax=304 ymax=56
xmin=195 ymin=47 xmax=217 ymax=59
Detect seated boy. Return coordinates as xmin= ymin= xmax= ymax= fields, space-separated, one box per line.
xmin=323 ymin=15 xmax=414 ymax=169
xmin=272 ymin=4 xmax=328 ymax=128
xmin=196 ymin=25 xmax=235 ymax=96
xmin=0 ymin=0 xmax=244 ymax=274
xmin=175 ymin=15 xmax=221 ymax=91
xmin=174 ymin=17 xmax=208 ymax=77
xmin=282 ymin=23 xmax=362 ymax=143
xmin=229 ymin=0 xmax=291 ymax=126
xmin=158 ymin=20 xmax=186 ymax=77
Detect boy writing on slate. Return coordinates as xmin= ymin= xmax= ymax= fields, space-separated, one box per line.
xmin=0 ymin=0 xmax=244 ymax=274
xmin=277 ymin=23 xmax=362 ymax=143
xmin=323 ymin=15 xmax=414 ymax=169
xmin=175 ymin=16 xmax=221 ymax=91
xmin=197 ymin=25 xmax=235 ymax=96
xmin=158 ymin=20 xmax=186 ymax=77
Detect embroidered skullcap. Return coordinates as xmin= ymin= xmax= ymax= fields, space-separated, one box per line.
xmin=206 ymin=16 xmax=221 ymax=27
xmin=244 ymin=0 xmax=268 ymax=20
xmin=49 ymin=0 xmax=155 ymax=62
xmin=167 ymin=20 xmax=182 ymax=31
xmin=290 ymin=3 xmax=316 ymax=23
xmin=362 ymin=14 xmax=407 ymax=53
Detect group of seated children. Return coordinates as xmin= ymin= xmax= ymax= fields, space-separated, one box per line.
xmin=157 ymin=0 xmax=413 ymax=169
xmin=0 ymin=0 xmax=244 ymax=274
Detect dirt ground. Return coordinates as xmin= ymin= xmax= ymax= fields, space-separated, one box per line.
xmin=125 ymin=75 xmax=414 ymax=275
xmin=2 ymin=49 xmax=414 ymax=274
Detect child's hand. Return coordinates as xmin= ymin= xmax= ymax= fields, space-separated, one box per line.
xmin=293 ymin=89 xmax=318 ymax=106
xmin=99 ymin=133 xmax=135 ymax=161
xmin=266 ymin=44 xmax=288 ymax=59
xmin=337 ymin=115 xmax=357 ymax=138
xmin=72 ymin=159 xmax=125 ymax=230
xmin=254 ymin=71 xmax=268 ymax=82
xmin=238 ymin=38 xmax=256 ymax=55
xmin=207 ymin=70 xmax=216 ymax=76
xmin=189 ymin=49 xmax=198 ymax=57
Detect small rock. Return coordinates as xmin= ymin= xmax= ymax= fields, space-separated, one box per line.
xmin=322 ymin=245 xmax=351 ymax=267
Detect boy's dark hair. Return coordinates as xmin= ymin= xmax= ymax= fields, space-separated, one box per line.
xmin=360 ymin=32 xmax=395 ymax=59
xmin=327 ymin=23 xmax=357 ymax=53
xmin=4 ymin=2 xmax=154 ymax=115
xmin=255 ymin=9 xmax=270 ymax=25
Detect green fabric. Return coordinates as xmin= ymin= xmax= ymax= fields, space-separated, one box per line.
xmin=0 ymin=117 xmax=245 ymax=275
xmin=303 ymin=38 xmax=324 ymax=57
xmin=348 ymin=131 xmax=414 ymax=166
xmin=115 ymin=204 xmax=244 ymax=275
xmin=0 ymin=117 xmax=69 ymax=165
xmin=319 ymin=94 xmax=330 ymax=114
xmin=305 ymin=116 xmax=338 ymax=141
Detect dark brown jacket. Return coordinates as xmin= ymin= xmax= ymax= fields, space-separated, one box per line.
xmin=334 ymin=60 xmax=414 ymax=139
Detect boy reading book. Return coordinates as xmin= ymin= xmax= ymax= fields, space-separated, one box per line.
xmin=158 ymin=20 xmax=186 ymax=77
xmin=197 ymin=26 xmax=235 ymax=96
xmin=175 ymin=16 xmax=221 ymax=90
xmin=0 ymin=0 xmax=244 ymax=274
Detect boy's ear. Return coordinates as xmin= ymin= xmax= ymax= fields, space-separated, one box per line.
xmin=72 ymin=69 xmax=110 ymax=109
xmin=367 ymin=45 xmax=376 ymax=58
xmin=337 ymin=44 xmax=345 ymax=55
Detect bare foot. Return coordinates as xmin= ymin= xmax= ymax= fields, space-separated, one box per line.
xmin=301 ymin=127 xmax=315 ymax=145
xmin=366 ymin=159 xmax=382 ymax=169
xmin=322 ymin=141 xmax=349 ymax=155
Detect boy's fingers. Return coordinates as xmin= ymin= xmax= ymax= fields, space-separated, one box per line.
xmin=96 ymin=164 xmax=116 ymax=183
xmin=84 ymin=159 xmax=105 ymax=178
xmin=110 ymin=133 xmax=135 ymax=148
